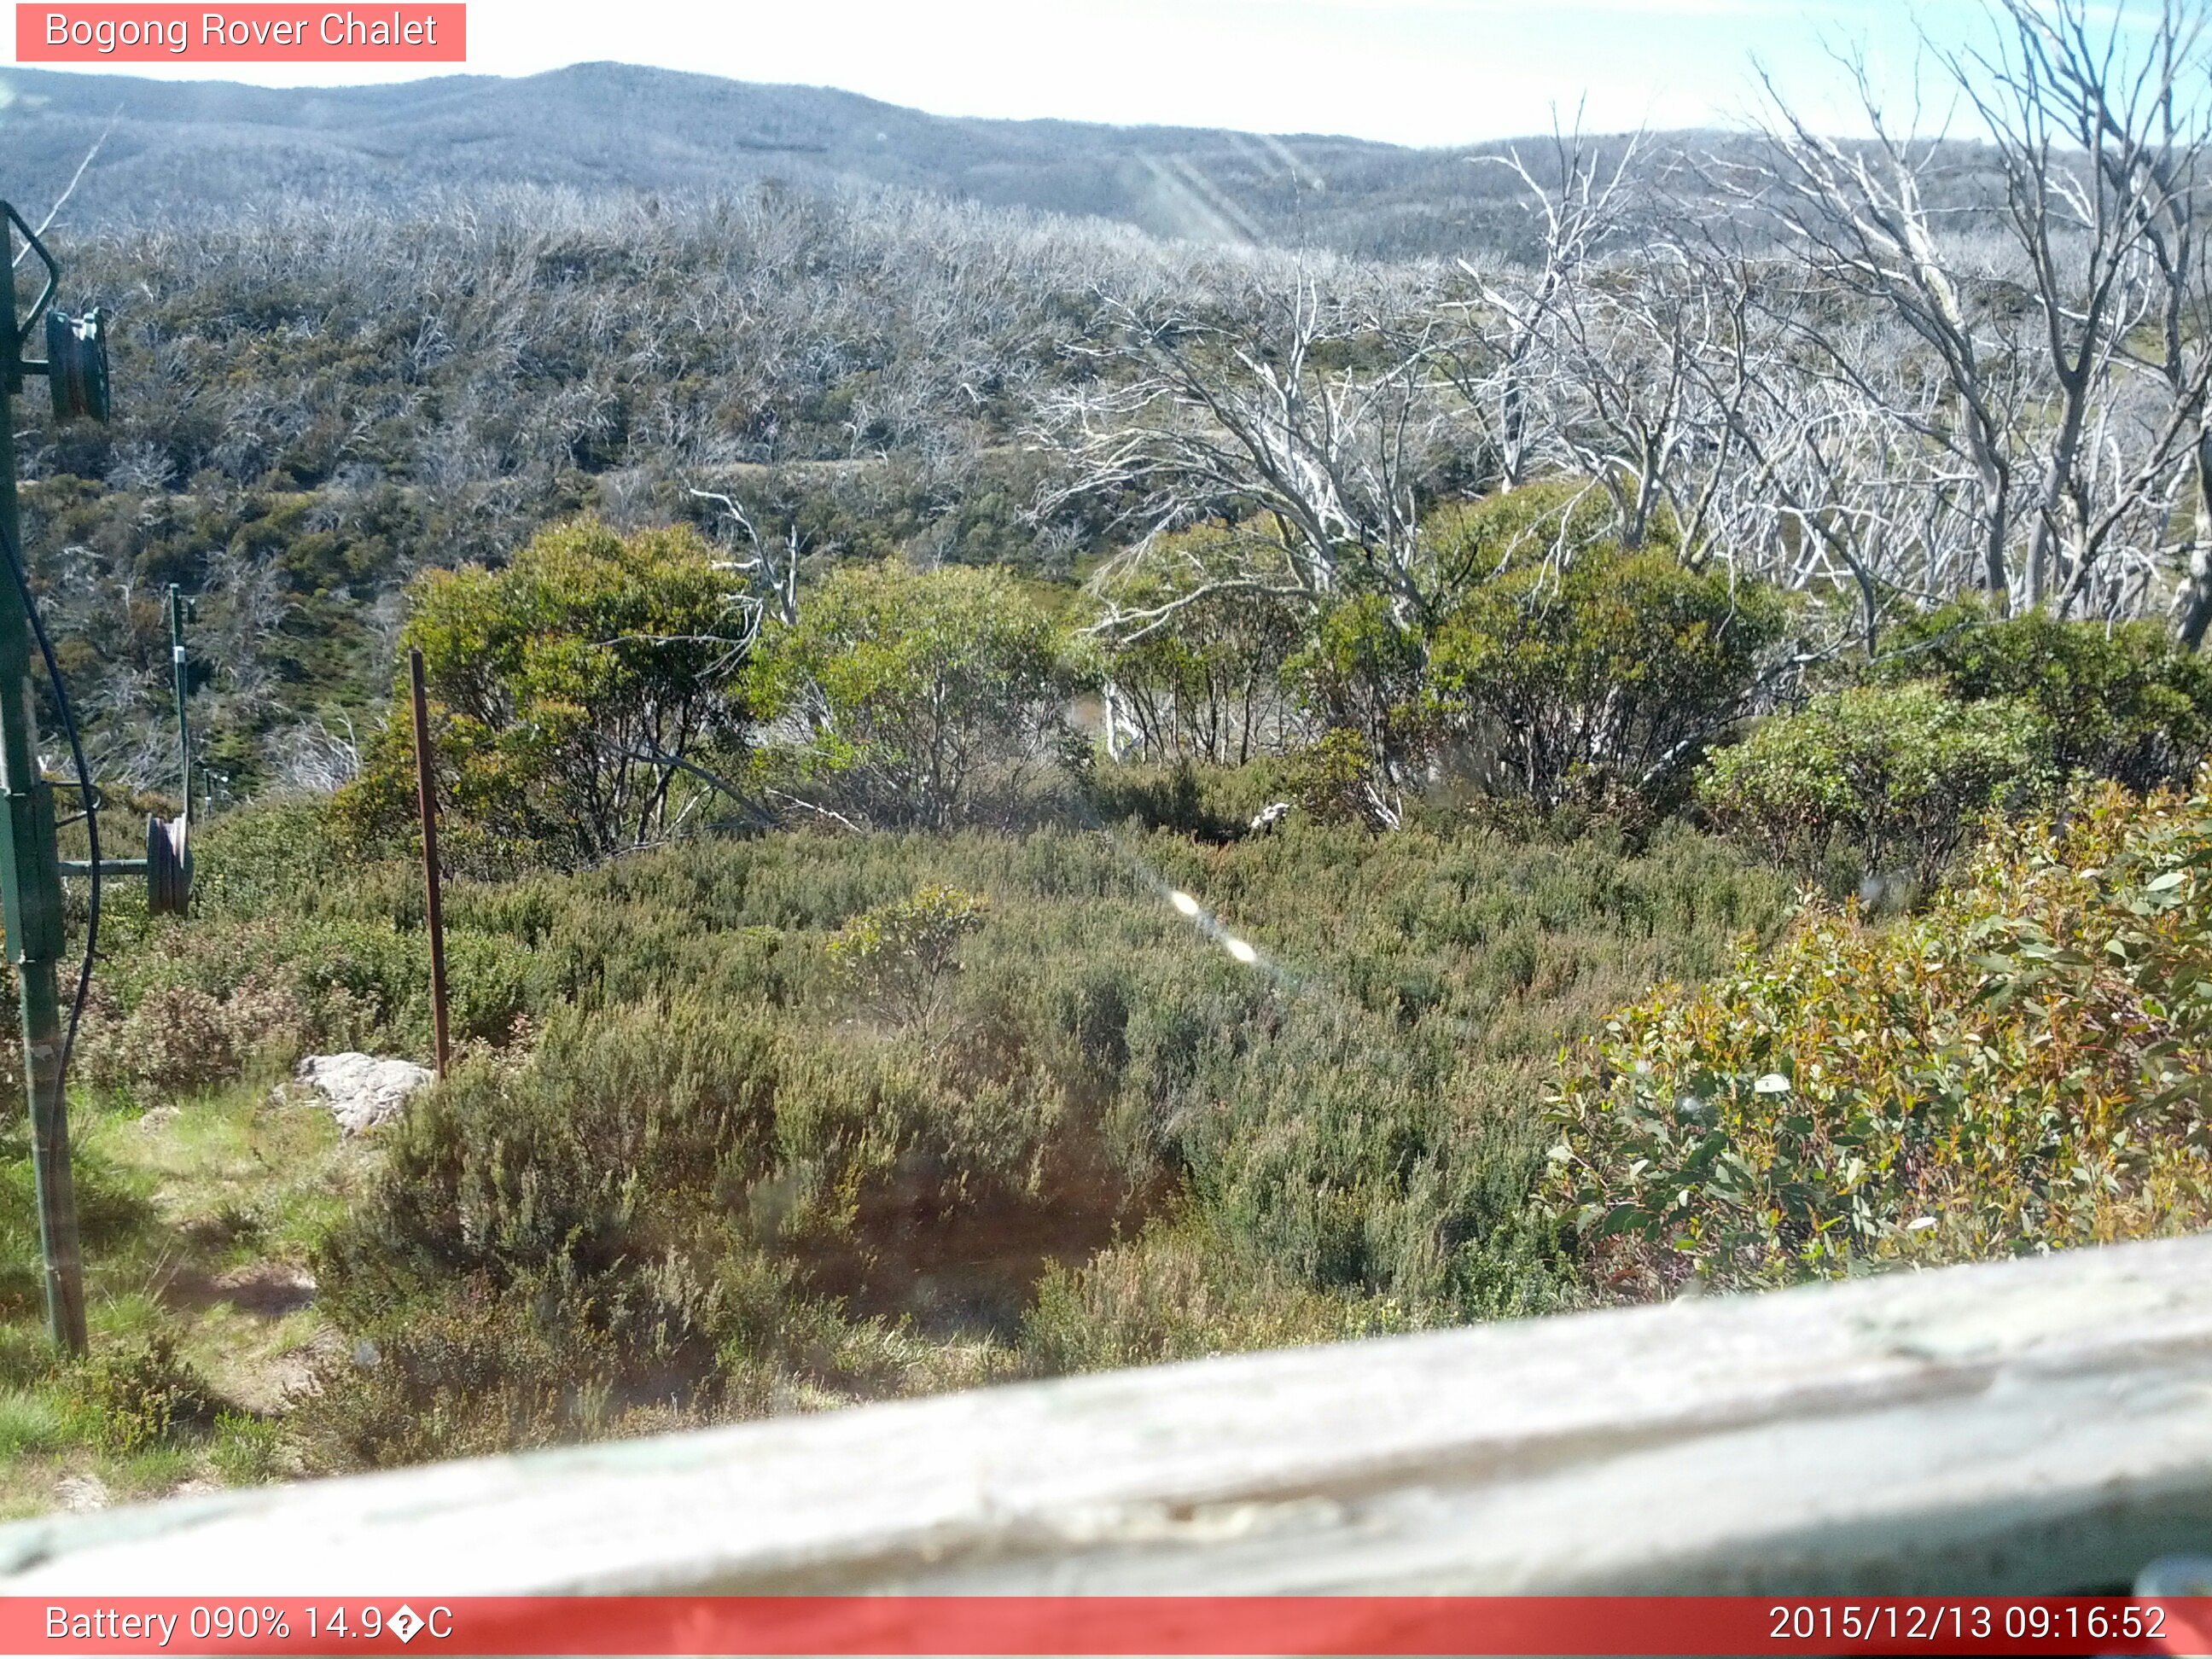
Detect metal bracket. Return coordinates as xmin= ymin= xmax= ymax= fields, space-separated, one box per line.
xmin=0 ymin=783 xmax=62 ymax=964
xmin=3 ymin=206 xmax=58 ymax=349
xmin=3 ymin=206 xmax=58 ymax=402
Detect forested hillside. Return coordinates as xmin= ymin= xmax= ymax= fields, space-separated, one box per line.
xmin=0 ymin=61 xmax=1601 ymax=253
xmin=17 ymin=186 xmax=1183 ymax=795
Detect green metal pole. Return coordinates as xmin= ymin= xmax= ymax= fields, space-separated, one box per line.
xmin=0 ymin=219 xmax=86 ymax=1355
xmin=169 ymin=585 xmax=190 ymax=834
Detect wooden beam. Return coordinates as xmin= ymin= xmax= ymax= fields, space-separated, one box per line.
xmin=6 ymin=1234 xmax=2212 ymax=1594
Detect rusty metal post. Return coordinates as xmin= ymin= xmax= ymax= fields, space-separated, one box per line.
xmin=408 ymin=649 xmax=451 ymax=1080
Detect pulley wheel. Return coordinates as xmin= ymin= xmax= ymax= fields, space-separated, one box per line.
xmin=45 ymin=308 xmax=109 ymax=425
xmin=146 ymin=813 xmax=190 ymax=917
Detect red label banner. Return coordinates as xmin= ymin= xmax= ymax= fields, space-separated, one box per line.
xmin=14 ymin=5 xmax=464 ymax=62
xmin=0 ymin=1597 xmax=2209 ymax=1656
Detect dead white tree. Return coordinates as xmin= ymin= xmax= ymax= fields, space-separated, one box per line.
xmin=1741 ymin=1 xmax=2212 ymax=630
xmin=1533 ymin=239 xmax=1770 ymax=558
xmin=1945 ymin=0 xmax=2212 ymax=616
xmin=1036 ymin=268 xmax=1487 ymax=799
xmin=1694 ymin=269 xmax=1998 ymax=649
xmin=1447 ymin=123 xmax=1644 ymax=493
xmin=1984 ymin=0 xmax=2212 ymax=642
xmin=1742 ymin=57 xmax=2033 ymax=606
xmin=689 ymin=487 xmax=801 ymax=632
xmin=1039 ymin=272 xmax=1480 ymax=640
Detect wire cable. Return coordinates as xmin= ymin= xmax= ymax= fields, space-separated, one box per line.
xmin=0 ymin=511 xmax=97 ymax=1094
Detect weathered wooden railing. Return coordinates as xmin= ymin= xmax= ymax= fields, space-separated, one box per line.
xmin=3 ymin=1234 xmax=2212 ymax=1595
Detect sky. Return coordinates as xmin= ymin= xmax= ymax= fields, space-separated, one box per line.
xmin=9 ymin=1 xmax=2118 ymax=148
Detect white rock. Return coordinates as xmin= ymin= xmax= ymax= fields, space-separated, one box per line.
xmin=294 ymin=1052 xmax=434 ymax=1135
xmin=55 ymin=1475 xmax=108 ymax=1513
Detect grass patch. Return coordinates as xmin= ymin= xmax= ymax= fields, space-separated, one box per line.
xmin=0 ymin=1075 xmax=375 ymax=1511
xmin=0 ymin=1389 xmax=67 ymax=1458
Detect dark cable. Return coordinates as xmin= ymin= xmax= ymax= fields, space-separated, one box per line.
xmin=0 ymin=512 xmax=97 ymax=1092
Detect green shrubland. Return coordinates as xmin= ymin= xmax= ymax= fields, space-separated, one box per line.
xmin=339 ymin=519 xmax=753 ymax=872
xmin=1875 ymin=602 xmax=2212 ymax=793
xmin=748 ymin=560 xmax=1087 ymax=830
xmin=1426 ymin=540 xmax=1792 ymax=813
xmin=16 ymin=89 xmax=2212 ymax=1511
xmin=30 ymin=795 xmax=1787 ymax=1470
xmin=0 ymin=479 xmax=2205 ymax=1502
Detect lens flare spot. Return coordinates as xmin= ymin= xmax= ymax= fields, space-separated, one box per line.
xmin=1169 ymin=890 xmax=1202 ymax=917
xmin=1223 ymin=936 xmax=1259 ymax=965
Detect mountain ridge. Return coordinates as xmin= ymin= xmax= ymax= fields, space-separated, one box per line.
xmin=0 ymin=60 xmax=1640 ymax=253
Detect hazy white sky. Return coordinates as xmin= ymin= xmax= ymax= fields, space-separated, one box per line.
xmin=10 ymin=1 xmax=2104 ymax=146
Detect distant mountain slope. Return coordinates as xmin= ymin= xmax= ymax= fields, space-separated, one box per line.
xmin=0 ymin=61 xmax=1596 ymax=254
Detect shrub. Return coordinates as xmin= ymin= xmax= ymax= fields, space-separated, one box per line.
xmin=208 ymin=1410 xmax=290 ymax=1485
xmin=1546 ymin=781 xmax=2212 ymax=1299
xmin=1427 ymin=544 xmax=1790 ymax=809
xmin=77 ymin=977 xmax=311 ymax=1100
xmin=1419 ymin=479 xmax=1645 ymax=579
xmin=749 ymin=561 xmax=1084 ymax=829
xmin=189 ymin=796 xmax=350 ymax=919
xmin=1021 ymin=1223 xmax=1414 ymax=1373
xmin=235 ymin=812 xmax=1794 ymax=1465
xmin=1285 ymin=594 xmax=1432 ymax=780
xmin=1283 ymin=729 xmax=1398 ymax=830
xmin=316 ymin=997 xmax=782 ymax=1313
xmin=310 ymin=975 xmax=1140 ymax=1433
xmin=1081 ymin=758 xmax=1237 ymax=841
xmin=825 ymin=885 xmax=989 ymax=1032
xmin=1697 ymin=682 xmax=2047 ymax=886
xmin=1089 ymin=526 xmax=1304 ymax=765
xmin=1877 ymin=602 xmax=2212 ymax=792
xmin=294 ymin=1278 xmax=623 ymax=1470
xmin=337 ymin=518 xmax=751 ymax=872
xmin=68 ymin=1335 xmax=218 ymax=1454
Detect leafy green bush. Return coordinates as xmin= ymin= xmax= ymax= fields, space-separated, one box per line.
xmin=316 ymin=997 xmax=780 ymax=1317
xmin=68 ymin=1335 xmax=218 ymax=1455
xmin=337 ymin=517 xmax=751 ymax=871
xmin=1427 ymin=544 xmax=1790 ymax=810
xmin=1083 ymin=758 xmax=1229 ymax=840
xmin=749 ymin=561 xmax=1085 ymax=829
xmin=1878 ymin=602 xmax=2212 ymax=792
xmin=826 ymin=885 xmax=989 ymax=1032
xmin=1696 ymin=682 xmax=2047 ymax=885
xmin=1547 ymin=781 xmax=2212 ymax=1299
xmin=1419 ymin=479 xmax=1646 ymax=579
xmin=1089 ymin=526 xmax=1304 ymax=765
xmin=189 ymin=796 xmax=351 ymax=917
xmin=71 ymin=911 xmax=439 ymax=1097
xmin=1285 ymin=594 xmax=1432 ymax=779
xmin=1283 ymin=729 xmax=1396 ymax=829
xmin=49 ymin=797 xmax=558 ymax=1097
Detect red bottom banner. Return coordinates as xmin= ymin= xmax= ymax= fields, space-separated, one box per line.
xmin=8 ymin=1596 xmax=2212 ymax=1656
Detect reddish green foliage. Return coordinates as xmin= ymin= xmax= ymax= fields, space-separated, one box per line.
xmin=1549 ymin=780 xmax=2212 ymax=1299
